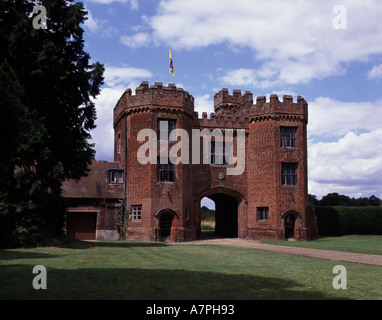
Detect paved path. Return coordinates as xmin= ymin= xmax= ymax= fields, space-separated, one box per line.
xmin=179 ymin=237 xmax=382 ymax=267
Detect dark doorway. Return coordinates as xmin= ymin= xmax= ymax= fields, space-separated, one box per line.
xmin=159 ymin=213 xmax=173 ymax=241
xmin=207 ymin=193 xmax=238 ymax=237
xmin=66 ymin=212 xmax=97 ymax=240
xmin=284 ymin=214 xmax=295 ymax=239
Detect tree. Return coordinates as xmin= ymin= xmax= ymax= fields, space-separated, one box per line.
xmin=313 ymin=193 xmax=381 ymax=207
xmin=369 ymin=195 xmax=381 ymax=207
xmin=319 ymin=193 xmax=351 ymax=206
xmin=0 ymin=0 xmax=104 ymax=246
xmin=308 ymin=194 xmax=319 ymax=205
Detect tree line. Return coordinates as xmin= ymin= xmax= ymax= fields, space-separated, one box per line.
xmin=309 ymin=193 xmax=381 ymax=207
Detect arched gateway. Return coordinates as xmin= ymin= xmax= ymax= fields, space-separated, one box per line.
xmin=198 ymin=187 xmax=246 ymax=238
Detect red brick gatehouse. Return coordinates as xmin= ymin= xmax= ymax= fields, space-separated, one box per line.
xmin=63 ymin=81 xmax=318 ymax=241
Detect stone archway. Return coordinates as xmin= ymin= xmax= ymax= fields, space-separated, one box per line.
xmin=281 ymin=210 xmax=302 ymax=240
xmin=155 ymin=209 xmax=178 ymax=242
xmin=159 ymin=213 xmax=173 ymax=241
xmin=284 ymin=215 xmax=295 ymax=239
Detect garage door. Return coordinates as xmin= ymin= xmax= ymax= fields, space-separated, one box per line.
xmin=66 ymin=212 xmax=97 ymax=240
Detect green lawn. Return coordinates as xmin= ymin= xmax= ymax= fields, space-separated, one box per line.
xmin=0 ymin=239 xmax=381 ymax=300
xmin=264 ymin=235 xmax=382 ymax=255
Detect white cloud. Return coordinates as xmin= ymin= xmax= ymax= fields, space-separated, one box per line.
xmin=90 ymin=86 xmax=124 ymax=160
xmin=88 ymin=0 xmax=139 ymax=10
xmin=308 ymin=97 xmax=382 ymax=137
xmin=120 ymin=32 xmax=151 ymax=48
xmin=220 ymin=68 xmax=258 ymax=87
xmin=84 ymin=8 xmax=102 ymax=33
xmin=367 ymin=64 xmax=382 ymax=80
xmin=129 ymin=0 xmax=139 ymax=10
xmin=83 ymin=7 xmax=119 ymax=38
xmin=88 ymin=0 xmax=126 ymax=2
xmin=126 ymin=0 xmax=382 ymax=86
xmin=104 ymin=66 xmax=153 ymax=87
xmin=307 ymin=95 xmax=382 ymax=198
xmin=194 ymin=94 xmax=214 ymax=116
xmin=308 ymin=129 xmax=382 ymax=198
xmin=91 ymin=66 xmax=153 ymax=160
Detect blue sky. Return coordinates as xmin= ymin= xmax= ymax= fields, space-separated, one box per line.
xmin=82 ymin=0 xmax=382 ymax=200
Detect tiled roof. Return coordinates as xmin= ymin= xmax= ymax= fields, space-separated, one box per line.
xmin=62 ymin=161 xmax=124 ymax=199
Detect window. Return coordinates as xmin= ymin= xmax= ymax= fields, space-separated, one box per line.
xmin=158 ymin=157 xmax=175 ymax=182
xmin=117 ymin=134 xmax=121 ymax=154
xmin=282 ymin=163 xmax=298 ymax=186
xmin=108 ymin=170 xmax=123 ymax=184
xmin=210 ymin=141 xmax=232 ymax=165
xmin=281 ymin=127 xmax=297 ymax=148
xmin=257 ymin=207 xmax=269 ymax=221
xmin=132 ymin=205 xmax=142 ymax=220
xmin=185 ymin=206 xmax=190 ymax=221
xmin=158 ymin=119 xmax=176 ymax=141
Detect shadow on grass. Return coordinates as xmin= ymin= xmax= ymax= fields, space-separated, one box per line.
xmin=66 ymin=240 xmax=169 ymax=250
xmin=0 ymin=250 xmax=62 ymax=261
xmin=0 ymin=263 xmax=349 ymax=300
xmin=0 ymin=239 xmax=168 ymax=258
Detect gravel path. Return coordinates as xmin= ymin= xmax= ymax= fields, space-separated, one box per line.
xmin=179 ymin=237 xmax=382 ymax=267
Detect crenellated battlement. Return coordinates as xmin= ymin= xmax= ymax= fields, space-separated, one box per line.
xmin=214 ymin=88 xmax=253 ymax=114
xmin=213 ymin=88 xmax=308 ymax=123
xmin=120 ymin=81 xmax=194 ymax=103
xmin=251 ymin=93 xmax=308 ymax=123
xmin=114 ymin=81 xmax=195 ymax=126
xmin=195 ymin=111 xmax=250 ymax=129
xmin=114 ymin=82 xmax=308 ymax=128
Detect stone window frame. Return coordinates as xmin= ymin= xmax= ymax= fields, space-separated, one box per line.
xmin=107 ymin=169 xmax=123 ymax=185
xmin=157 ymin=119 xmax=177 ymax=142
xmin=185 ymin=206 xmax=190 ymax=221
xmin=281 ymin=162 xmax=298 ymax=186
xmin=131 ymin=205 xmax=142 ymax=220
xmin=117 ymin=134 xmax=121 ymax=154
xmin=257 ymin=207 xmax=269 ymax=221
xmin=157 ymin=157 xmax=175 ymax=182
xmin=209 ymin=140 xmax=232 ymax=166
xmin=280 ymin=126 xmax=297 ymax=149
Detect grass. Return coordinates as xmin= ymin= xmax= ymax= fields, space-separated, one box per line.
xmin=201 ymin=207 xmax=215 ymax=231
xmin=201 ymin=219 xmax=215 ymax=231
xmin=0 ymin=238 xmax=381 ymax=300
xmin=263 ymin=235 xmax=382 ymax=255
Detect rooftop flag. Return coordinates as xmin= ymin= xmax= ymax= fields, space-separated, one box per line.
xmin=169 ymin=48 xmax=174 ymax=77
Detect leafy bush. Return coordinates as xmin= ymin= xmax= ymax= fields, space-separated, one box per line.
xmin=316 ymin=206 xmax=382 ymax=236
xmin=0 ymin=192 xmax=67 ymax=248
xmin=117 ymin=209 xmax=129 ymax=240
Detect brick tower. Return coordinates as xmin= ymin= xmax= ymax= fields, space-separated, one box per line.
xmin=113 ymin=81 xmax=318 ymax=242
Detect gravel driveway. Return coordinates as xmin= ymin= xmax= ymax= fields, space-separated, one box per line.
xmin=180 ymin=237 xmax=382 ymax=267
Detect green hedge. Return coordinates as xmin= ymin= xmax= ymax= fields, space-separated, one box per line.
xmin=316 ymin=206 xmax=382 ymax=236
